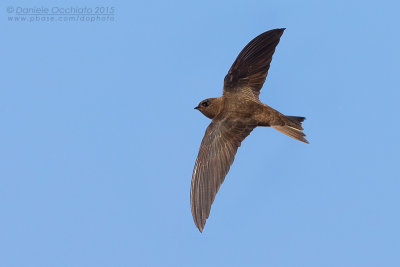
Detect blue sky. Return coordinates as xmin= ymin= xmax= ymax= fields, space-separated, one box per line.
xmin=1 ymin=0 xmax=400 ymax=266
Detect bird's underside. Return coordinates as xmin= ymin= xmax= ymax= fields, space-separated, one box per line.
xmin=191 ymin=28 xmax=309 ymax=232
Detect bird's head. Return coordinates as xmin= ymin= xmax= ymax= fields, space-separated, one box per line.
xmin=194 ymin=97 xmax=222 ymax=119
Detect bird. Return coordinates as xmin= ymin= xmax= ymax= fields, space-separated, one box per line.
xmin=191 ymin=28 xmax=309 ymax=232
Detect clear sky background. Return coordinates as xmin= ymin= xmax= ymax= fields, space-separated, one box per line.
xmin=1 ymin=0 xmax=399 ymax=266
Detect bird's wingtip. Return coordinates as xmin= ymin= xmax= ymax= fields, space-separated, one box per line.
xmin=196 ymin=223 xmax=204 ymax=233
xmin=196 ymin=221 xmax=205 ymax=233
xmin=272 ymin=28 xmax=285 ymax=36
xmin=273 ymin=28 xmax=285 ymax=32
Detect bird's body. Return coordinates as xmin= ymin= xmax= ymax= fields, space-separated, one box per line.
xmin=191 ymin=28 xmax=308 ymax=232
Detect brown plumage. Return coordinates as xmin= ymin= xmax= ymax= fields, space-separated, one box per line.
xmin=191 ymin=28 xmax=309 ymax=232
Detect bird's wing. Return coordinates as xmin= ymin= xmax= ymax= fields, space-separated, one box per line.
xmin=223 ymin=28 xmax=285 ymax=99
xmin=191 ymin=116 xmax=255 ymax=232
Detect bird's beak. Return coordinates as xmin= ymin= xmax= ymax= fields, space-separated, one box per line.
xmin=194 ymin=106 xmax=199 ymax=110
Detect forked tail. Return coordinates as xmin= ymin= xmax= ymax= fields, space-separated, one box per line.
xmin=272 ymin=116 xmax=309 ymax=144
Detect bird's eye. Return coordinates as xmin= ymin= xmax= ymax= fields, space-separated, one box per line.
xmin=202 ymin=101 xmax=209 ymax=107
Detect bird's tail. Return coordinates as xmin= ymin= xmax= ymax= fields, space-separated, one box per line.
xmin=272 ymin=116 xmax=309 ymax=144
